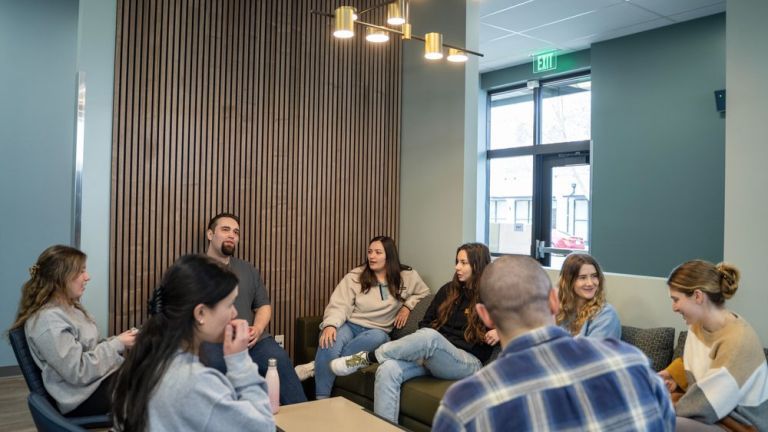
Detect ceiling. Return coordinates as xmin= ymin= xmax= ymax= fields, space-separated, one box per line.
xmin=476 ymin=0 xmax=725 ymax=72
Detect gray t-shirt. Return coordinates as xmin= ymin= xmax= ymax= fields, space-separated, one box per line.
xmin=229 ymin=257 xmax=271 ymax=339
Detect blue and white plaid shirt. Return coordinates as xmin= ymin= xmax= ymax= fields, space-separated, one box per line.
xmin=433 ymin=326 xmax=675 ymax=432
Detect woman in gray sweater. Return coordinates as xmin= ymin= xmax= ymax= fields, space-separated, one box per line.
xmin=10 ymin=245 xmax=136 ymax=416
xmin=112 ymin=254 xmax=274 ymax=432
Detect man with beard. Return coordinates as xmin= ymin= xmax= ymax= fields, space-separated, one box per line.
xmin=203 ymin=212 xmax=307 ymax=404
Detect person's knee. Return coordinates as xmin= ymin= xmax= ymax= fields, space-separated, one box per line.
xmin=375 ymin=361 xmax=402 ymax=382
xmin=372 ymin=330 xmax=390 ymax=345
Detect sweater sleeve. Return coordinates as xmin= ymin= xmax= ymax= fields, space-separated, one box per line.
xmin=27 ymin=315 xmax=123 ymax=386
xmin=401 ymin=270 xmax=430 ymax=310
xmin=675 ymin=321 xmax=766 ymax=424
xmin=321 ymin=271 xmax=358 ymax=329
xmin=191 ymin=351 xmax=274 ymax=431
xmin=583 ymin=303 xmax=621 ymax=339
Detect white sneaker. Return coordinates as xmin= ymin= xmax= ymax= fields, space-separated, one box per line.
xmin=330 ymin=351 xmax=370 ymax=376
xmin=294 ymin=361 xmax=315 ymax=381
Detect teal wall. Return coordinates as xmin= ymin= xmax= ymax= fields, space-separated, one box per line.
xmin=480 ymin=14 xmax=725 ymax=277
xmin=590 ymin=14 xmax=725 ymax=276
xmin=0 ymin=0 xmax=80 ymax=367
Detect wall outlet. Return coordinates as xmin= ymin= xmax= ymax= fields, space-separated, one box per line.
xmin=274 ymin=334 xmax=285 ymax=349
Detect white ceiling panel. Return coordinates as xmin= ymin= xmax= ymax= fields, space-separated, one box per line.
xmin=560 ymin=17 xmax=673 ymax=50
xmin=480 ymin=23 xmax=516 ymax=43
xmin=481 ymin=0 xmax=624 ymax=33
xmin=668 ymin=3 xmax=726 ymax=23
xmin=626 ymin=0 xmax=724 ymax=17
xmin=476 ymin=0 xmax=726 ymax=71
xmin=477 ymin=0 xmax=534 ymax=18
xmin=524 ymin=2 xmax=659 ymax=45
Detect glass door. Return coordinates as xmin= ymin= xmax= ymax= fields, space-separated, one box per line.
xmin=536 ymin=152 xmax=590 ymax=267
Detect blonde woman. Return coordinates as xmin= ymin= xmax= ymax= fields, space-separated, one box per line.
xmin=10 ymin=245 xmax=135 ymax=416
xmin=660 ymin=260 xmax=767 ymax=431
xmin=556 ymin=253 xmax=620 ymax=338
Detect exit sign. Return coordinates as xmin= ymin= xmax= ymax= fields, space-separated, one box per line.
xmin=533 ymin=50 xmax=557 ymax=73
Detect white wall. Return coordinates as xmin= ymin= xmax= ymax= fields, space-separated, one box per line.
xmin=724 ymin=0 xmax=768 ymax=346
xmin=544 ymin=269 xmax=685 ymax=334
xmin=399 ymin=0 xmax=481 ymax=289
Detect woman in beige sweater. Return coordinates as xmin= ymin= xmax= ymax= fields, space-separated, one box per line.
xmin=660 ymin=260 xmax=767 ymax=431
xmin=306 ymin=236 xmax=430 ymax=399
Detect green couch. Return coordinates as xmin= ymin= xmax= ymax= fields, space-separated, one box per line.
xmin=294 ymin=300 xmax=690 ymax=432
xmin=294 ymin=294 xmax=456 ymax=432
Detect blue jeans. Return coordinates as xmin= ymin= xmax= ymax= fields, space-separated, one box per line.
xmin=201 ymin=336 xmax=307 ymax=405
xmin=314 ymin=322 xmax=390 ymax=398
xmin=373 ymin=328 xmax=482 ymax=423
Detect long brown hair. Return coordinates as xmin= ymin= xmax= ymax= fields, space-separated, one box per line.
xmin=667 ymin=260 xmax=740 ymax=306
xmin=358 ymin=236 xmax=411 ymax=301
xmin=556 ymin=253 xmax=606 ymax=335
xmin=10 ymin=245 xmax=89 ymax=331
xmin=431 ymin=243 xmax=491 ymax=344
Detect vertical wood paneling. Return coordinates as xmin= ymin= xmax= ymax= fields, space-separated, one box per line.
xmin=111 ymin=0 xmax=402 ymax=358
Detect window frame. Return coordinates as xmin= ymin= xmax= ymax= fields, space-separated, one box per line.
xmin=485 ymin=71 xmax=592 ymax=258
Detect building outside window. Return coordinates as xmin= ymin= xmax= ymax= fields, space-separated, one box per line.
xmin=486 ymin=73 xmax=591 ymax=268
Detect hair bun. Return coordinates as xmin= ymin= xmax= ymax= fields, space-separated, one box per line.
xmin=715 ymin=262 xmax=740 ymax=299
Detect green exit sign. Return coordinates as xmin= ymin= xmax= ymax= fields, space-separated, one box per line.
xmin=533 ymin=50 xmax=557 ymax=73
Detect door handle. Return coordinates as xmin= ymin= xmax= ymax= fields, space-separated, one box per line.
xmin=536 ymin=239 xmax=577 ymax=259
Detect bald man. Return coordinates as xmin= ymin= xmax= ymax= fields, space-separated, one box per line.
xmin=432 ymin=255 xmax=674 ymax=431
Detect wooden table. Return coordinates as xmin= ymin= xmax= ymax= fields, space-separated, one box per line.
xmin=275 ymin=397 xmax=405 ymax=432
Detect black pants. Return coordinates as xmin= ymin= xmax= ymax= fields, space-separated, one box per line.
xmin=65 ymin=374 xmax=114 ymax=417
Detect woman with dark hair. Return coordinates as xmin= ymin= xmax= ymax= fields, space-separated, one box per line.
xmin=659 ymin=260 xmax=767 ymax=431
xmin=9 ymin=245 xmax=135 ymax=416
xmin=112 ymin=255 xmax=274 ymax=431
xmin=331 ymin=243 xmax=496 ymax=423
xmin=306 ymin=236 xmax=430 ymax=400
xmin=556 ymin=253 xmax=621 ymax=338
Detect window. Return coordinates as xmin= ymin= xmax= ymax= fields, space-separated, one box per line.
xmin=486 ymin=73 xmax=592 ymax=268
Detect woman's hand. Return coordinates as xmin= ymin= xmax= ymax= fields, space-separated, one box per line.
xmin=394 ymin=306 xmax=411 ymax=329
xmin=117 ymin=329 xmax=137 ymax=349
xmin=484 ymin=329 xmax=500 ymax=346
xmin=319 ymin=326 xmax=337 ymax=349
xmin=223 ymin=319 xmax=251 ymax=357
xmin=658 ymin=369 xmax=678 ymax=393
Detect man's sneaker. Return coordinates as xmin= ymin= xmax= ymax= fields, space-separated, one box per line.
xmin=294 ymin=361 xmax=315 ymax=381
xmin=330 ymin=351 xmax=370 ymax=376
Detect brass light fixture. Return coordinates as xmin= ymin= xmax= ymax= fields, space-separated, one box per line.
xmin=447 ymin=48 xmax=468 ymax=63
xmin=316 ymin=0 xmax=482 ymax=64
xmin=424 ymin=32 xmax=443 ymax=60
xmin=333 ymin=6 xmax=355 ymax=39
xmin=387 ymin=0 xmax=405 ymax=25
xmin=366 ymin=27 xmax=390 ymax=43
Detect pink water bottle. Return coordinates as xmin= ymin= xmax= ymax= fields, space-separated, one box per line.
xmin=266 ymin=358 xmax=280 ymax=414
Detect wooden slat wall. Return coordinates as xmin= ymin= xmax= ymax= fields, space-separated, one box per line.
xmin=110 ymin=0 xmax=401 ymax=359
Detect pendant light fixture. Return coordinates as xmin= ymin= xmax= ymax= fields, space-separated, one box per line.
xmin=387 ymin=0 xmax=406 ymax=25
xmin=333 ymin=6 xmax=356 ymax=39
xmin=424 ymin=32 xmax=443 ymax=60
xmin=316 ymin=0 xmax=482 ymax=64
xmin=447 ymin=48 xmax=468 ymax=63
xmin=366 ymin=27 xmax=390 ymax=43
